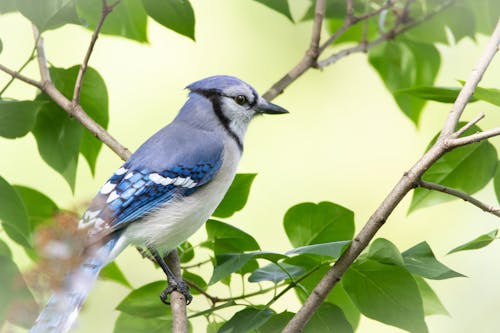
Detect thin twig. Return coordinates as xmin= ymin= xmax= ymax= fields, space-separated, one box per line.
xmin=449 ymin=127 xmax=500 ymax=147
xmin=32 ymin=26 xmax=51 ymax=84
xmin=0 ymin=64 xmax=43 ymax=90
xmin=453 ymin=113 xmax=485 ymax=138
xmin=417 ymin=180 xmax=500 ymax=217
xmin=0 ymin=45 xmax=37 ymax=97
xmin=73 ymin=0 xmax=119 ymax=104
xmin=282 ymin=18 xmax=500 ymax=333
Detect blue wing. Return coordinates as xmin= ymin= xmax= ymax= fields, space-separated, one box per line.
xmin=78 ymin=123 xmax=224 ymax=240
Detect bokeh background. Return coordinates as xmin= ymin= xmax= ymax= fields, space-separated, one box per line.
xmin=1 ymin=1 xmax=500 ymax=332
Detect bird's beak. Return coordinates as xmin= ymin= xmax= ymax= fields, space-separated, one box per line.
xmin=255 ymin=98 xmax=289 ymax=115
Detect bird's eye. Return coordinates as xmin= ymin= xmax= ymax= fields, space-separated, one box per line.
xmin=234 ymin=95 xmax=247 ymax=105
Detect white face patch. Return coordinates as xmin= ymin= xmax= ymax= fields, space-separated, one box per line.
xmin=106 ymin=190 xmax=120 ymax=203
xmin=100 ymin=181 xmax=116 ymax=195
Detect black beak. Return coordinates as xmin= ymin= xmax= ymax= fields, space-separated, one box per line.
xmin=255 ymin=99 xmax=289 ymax=115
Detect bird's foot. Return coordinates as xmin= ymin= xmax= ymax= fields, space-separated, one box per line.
xmin=160 ymin=279 xmax=192 ymax=305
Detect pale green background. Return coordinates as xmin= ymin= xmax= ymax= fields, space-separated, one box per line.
xmin=1 ymin=1 xmax=500 ymax=332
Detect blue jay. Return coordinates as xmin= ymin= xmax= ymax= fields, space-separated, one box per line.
xmin=29 ymin=75 xmax=288 ymax=333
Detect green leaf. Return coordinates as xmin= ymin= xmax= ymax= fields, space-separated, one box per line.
xmin=402 ymin=242 xmax=463 ymax=280
xmin=16 ymin=0 xmax=80 ymax=31
xmin=248 ymin=261 xmax=306 ymax=284
xmin=302 ymin=0 xmax=365 ymax=20
xmin=182 ymin=271 xmax=206 ymax=295
xmin=207 ymin=322 xmax=224 ymax=333
xmin=33 ymin=66 xmax=109 ymax=189
xmin=217 ymin=306 xmax=274 ymax=333
xmin=448 ymin=229 xmax=498 ymax=254
xmin=213 ymin=174 xmax=257 ymax=218
xmin=295 ymin=265 xmax=360 ymax=330
xmin=0 ymin=0 xmax=17 ymax=14
xmin=253 ymin=0 xmax=293 ymax=22
xmin=0 ymin=176 xmax=31 ymax=248
xmin=468 ymin=0 xmax=500 ymax=35
xmin=494 ymin=161 xmax=500 ymax=205
xmin=177 ymin=241 xmax=194 ymax=263
xmin=343 ymin=259 xmax=428 ymax=333
xmin=13 ymin=185 xmax=58 ymax=230
xmin=410 ymin=124 xmax=497 ymax=212
xmin=210 ymin=251 xmax=286 ymax=285
xmin=414 ymin=276 xmax=449 ymax=316
xmin=303 ymin=302 xmax=353 ymax=333
xmin=142 ymin=0 xmax=195 ymax=40
xmin=286 ymin=240 xmax=351 ymax=259
xmin=116 ymin=281 xmax=169 ymax=318
xmin=113 ymin=312 xmax=171 ymax=333
xmin=473 ymin=86 xmax=500 ymax=107
xmin=0 ymin=239 xmax=38 ymax=328
xmin=284 ymin=201 xmax=354 ymax=247
xmin=368 ymin=39 xmax=440 ymax=125
xmin=100 ymin=261 xmax=133 ymax=289
xmin=256 ymin=311 xmax=294 ymax=333
xmin=77 ymin=0 xmax=148 ymax=43
xmin=326 ymin=17 xmax=378 ymax=45
xmin=394 ymin=86 xmax=477 ymax=104
xmin=368 ymin=238 xmax=404 ymax=266
xmin=205 ymin=219 xmax=260 ymax=255
xmin=0 ymin=100 xmax=45 ymax=138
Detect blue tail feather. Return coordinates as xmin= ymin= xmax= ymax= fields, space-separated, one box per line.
xmin=29 ymin=237 xmax=119 ymax=333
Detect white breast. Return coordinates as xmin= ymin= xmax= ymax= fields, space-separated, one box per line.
xmin=123 ymin=138 xmax=241 ymax=252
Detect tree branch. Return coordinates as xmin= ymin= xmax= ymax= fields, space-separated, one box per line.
xmin=417 ymin=180 xmax=500 ymax=218
xmin=281 ymin=18 xmax=500 ymax=333
xmin=262 ymin=0 xmax=326 ymax=100
xmin=73 ymin=0 xmax=119 ymax=104
xmin=32 ymin=26 xmax=51 ymax=84
xmin=166 ymin=251 xmax=188 ymax=333
xmin=0 ymin=64 xmax=43 ymax=90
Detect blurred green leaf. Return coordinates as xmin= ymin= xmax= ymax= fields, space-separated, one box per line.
xmin=303 ymin=302 xmax=353 ymax=333
xmin=410 ymin=124 xmax=497 ymax=212
xmin=116 ymin=281 xmax=169 ymax=318
xmin=248 ymin=261 xmax=306 ymax=284
xmin=368 ymin=238 xmax=404 ymax=266
xmin=0 ymin=0 xmax=17 ymax=13
xmin=286 ymin=240 xmax=351 ymax=259
xmin=0 ymin=100 xmax=45 ymax=138
xmin=205 ymin=219 xmax=260 ymax=254
xmin=402 ymin=242 xmax=464 ymax=280
xmin=302 ymin=0 xmax=365 ymax=20
xmin=326 ymin=17 xmax=378 ymax=45
xmin=343 ymin=259 xmax=428 ymax=333
xmin=210 ymin=251 xmax=286 ymax=285
xmin=468 ymin=0 xmax=500 ymax=35
xmin=183 ymin=271 xmax=206 ymax=295
xmin=178 ymin=241 xmax=194 ymax=263
xmin=495 ymin=161 xmax=500 ymax=204
xmin=414 ymin=276 xmax=449 ymax=316
xmin=207 ymin=322 xmax=224 ymax=333
xmin=284 ymin=201 xmax=354 ymax=247
xmin=473 ymin=86 xmax=500 ymax=107
xmin=448 ymin=229 xmax=498 ymax=254
xmin=0 ymin=239 xmax=38 ymax=328
xmin=253 ymin=0 xmax=293 ymax=22
xmin=13 ymin=185 xmax=58 ymax=230
xmin=256 ymin=311 xmax=294 ymax=333
xmin=213 ymin=173 xmax=257 ymax=218
xmin=33 ymin=66 xmax=109 ymax=189
xmin=77 ymin=0 xmax=148 ymax=43
xmin=0 ymin=176 xmax=31 ymax=248
xmin=16 ymin=0 xmax=80 ymax=31
xmin=100 ymin=261 xmax=133 ymax=289
xmin=369 ymin=39 xmax=440 ymax=125
xmin=218 ymin=306 xmax=274 ymax=333
xmin=142 ymin=0 xmax=195 ymax=40
xmin=394 ymin=86 xmax=476 ymax=104
xmin=113 ymin=312 xmax=171 ymax=333
xmin=0 ymin=38 xmax=2 ymax=54
xmin=406 ymin=4 xmax=475 ymax=44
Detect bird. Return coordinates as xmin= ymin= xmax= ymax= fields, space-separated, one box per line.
xmin=29 ymin=75 xmax=288 ymax=333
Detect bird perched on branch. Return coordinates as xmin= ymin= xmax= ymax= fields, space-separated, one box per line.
xmin=29 ymin=75 xmax=288 ymax=333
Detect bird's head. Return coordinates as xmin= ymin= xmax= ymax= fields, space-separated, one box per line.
xmin=186 ymin=75 xmax=288 ymax=145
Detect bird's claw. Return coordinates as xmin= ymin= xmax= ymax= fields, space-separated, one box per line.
xmin=160 ymin=280 xmax=192 ymax=305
